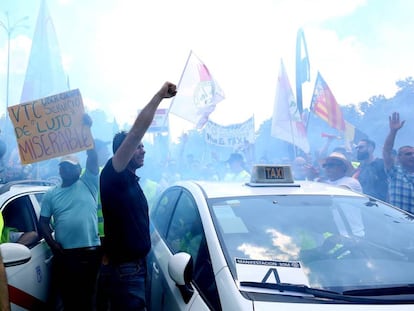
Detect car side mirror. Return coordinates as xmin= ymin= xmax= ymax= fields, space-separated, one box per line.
xmin=0 ymin=243 xmax=31 ymax=267
xmin=168 ymin=252 xmax=194 ymax=303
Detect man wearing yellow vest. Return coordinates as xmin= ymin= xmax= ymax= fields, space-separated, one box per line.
xmin=0 ymin=212 xmax=38 ymax=246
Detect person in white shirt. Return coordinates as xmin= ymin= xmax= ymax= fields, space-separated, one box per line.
xmin=321 ymin=152 xmax=362 ymax=192
xmin=321 ymin=152 xmax=365 ymax=238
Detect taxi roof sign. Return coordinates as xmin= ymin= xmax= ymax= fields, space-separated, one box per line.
xmin=247 ymin=165 xmax=298 ymax=187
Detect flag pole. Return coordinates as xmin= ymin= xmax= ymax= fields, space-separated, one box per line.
xmin=306 ymin=71 xmax=320 ymax=131
xmin=295 ymin=28 xmax=310 ymax=115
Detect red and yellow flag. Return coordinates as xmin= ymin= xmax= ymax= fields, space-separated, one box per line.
xmin=310 ymin=72 xmax=345 ymax=132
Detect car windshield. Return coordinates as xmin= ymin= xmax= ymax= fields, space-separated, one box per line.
xmin=209 ymin=194 xmax=414 ymax=293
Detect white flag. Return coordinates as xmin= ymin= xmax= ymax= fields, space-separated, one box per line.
xmin=169 ymin=51 xmax=225 ymax=129
xmin=20 ymin=0 xmax=68 ymax=103
xmin=271 ymin=59 xmax=310 ymax=153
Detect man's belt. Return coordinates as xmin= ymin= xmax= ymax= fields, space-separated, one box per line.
xmin=63 ymin=246 xmax=101 ymax=255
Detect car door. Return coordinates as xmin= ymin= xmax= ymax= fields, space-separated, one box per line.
xmin=149 ymin=187 xmax=181 ymax=311
xmin=1 ymin=191 xmax=53 ymax=310
xmin=149 ymin=187 xmax=220 ymax=311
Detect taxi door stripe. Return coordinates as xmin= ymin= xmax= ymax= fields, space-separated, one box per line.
xmin=8 ymin=284 xmax=45 ymax=310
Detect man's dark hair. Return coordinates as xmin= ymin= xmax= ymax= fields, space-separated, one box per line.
xmin=398 ymin=145 xmax=414 ymax=156
xmin=112 ymin=131 xmax=128 ymax=153
xmin=359 ymin=138 xmax=376 ymax=150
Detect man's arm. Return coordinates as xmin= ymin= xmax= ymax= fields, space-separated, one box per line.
xmin=112 ymin=82 xmax=177 ymax=172
xmin=39 ymin=216 xmax=62 ymax=254
xmin=16 ymin=232 xmax=39 ymax=247
xmin=83 ymin=114 xmax=99 ymax=175
xmin=383 ymin=112 xmax=405 ymax=170
xmin=86 ymin=147 xmax=98 ymax=175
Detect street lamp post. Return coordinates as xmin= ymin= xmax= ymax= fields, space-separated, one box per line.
xmin=0 ymin=12 xmax=29 ymax=114
xmin=0 ymin=12 xmax=28 ymax=181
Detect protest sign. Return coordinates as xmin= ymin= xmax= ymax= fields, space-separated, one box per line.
xmin=204 ymin=116 xmax=255 ymax=147
xmin=7 ymin=89 xmax=93 ymax=164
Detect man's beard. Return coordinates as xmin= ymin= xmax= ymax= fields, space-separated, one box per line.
xmin=129 ymin=157 xmax=144 ymax=170
xmin=357 ymin=151 xmax=369 ymax=161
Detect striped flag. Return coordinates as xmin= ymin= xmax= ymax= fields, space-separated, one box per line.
xmin=20 ymin=0 xmax=68 ymax=103
xmin=310 ymin=72 xmax=345 ymax=132
xmin=271 ymin=59 xmax=310 ymax=153
xmin=169 ymin=51 xmax=225 ymax=129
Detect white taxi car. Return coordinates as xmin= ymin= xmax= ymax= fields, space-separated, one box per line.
xmin=0 ymin=180 xmax=54 ymax=310
xmin=148 ymin=165 xmax=414 ymax=310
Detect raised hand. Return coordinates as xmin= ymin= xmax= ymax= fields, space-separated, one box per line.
xmin=158 ymin=81 xmax=177 ymax=99
xmin=388 ymin=112 xmax=405 ymax=132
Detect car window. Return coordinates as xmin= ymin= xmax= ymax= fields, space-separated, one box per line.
xmin=2 ymin=195 xmax=40 ymax=246
xmin=150 ymin=187 xmax=181 ymax=238
xmin=34 ymin=192 xmax=45 ymax=204
xmin=3 ymin=195 xmax=37 ymax=232
xmin=209 ymin=194 xmax=414 ymax=292
xmin=193 ymin=237 xmax=221 ymax=311
xmin=166 ymin=190 xmax=221 ymax=310
xmin=166 ymin=191 xmax=204 ymax=260
xmin=33 ymin=192 xmax=45 ymax=219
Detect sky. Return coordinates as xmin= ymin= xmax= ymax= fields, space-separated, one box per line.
xmin=0 ymin=0 xmax=413 ymax=140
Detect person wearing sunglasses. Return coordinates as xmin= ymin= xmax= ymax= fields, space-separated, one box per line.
xmin=383 ymin=112 xmax=414 ymax=213
xmin=321 ymin=152 xmax=362 ymax=192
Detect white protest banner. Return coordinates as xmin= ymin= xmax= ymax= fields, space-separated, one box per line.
xmin=204 ymin=116 xmax=255 ymax=147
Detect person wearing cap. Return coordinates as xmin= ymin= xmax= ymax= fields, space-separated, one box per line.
xmin=383 ymin=112 xmax=414 ymax=213
xmin=39 ymin=114 xmax=101 ymax=311
xmin=321 ymin=152 xmax=362 ymax=192
xmin=223 ymin=152 xmax=251 ymax=182
xmin=97 ymin=81 xmax=176 ymax=310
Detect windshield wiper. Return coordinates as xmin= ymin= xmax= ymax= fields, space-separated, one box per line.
xmin=239 ymin=282 xmax=414 ymax=303
xmin=343 ymin=284 xmax=414 ymax=296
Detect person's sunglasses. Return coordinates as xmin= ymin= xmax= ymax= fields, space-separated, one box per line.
xmin=322 ymin=162 xmax=341 ymax=168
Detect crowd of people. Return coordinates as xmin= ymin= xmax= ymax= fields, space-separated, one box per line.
xmin=290 ymin=111 xmax=414 ymax=215
xmin=1 ymin=78 xmax=414 ymax=310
